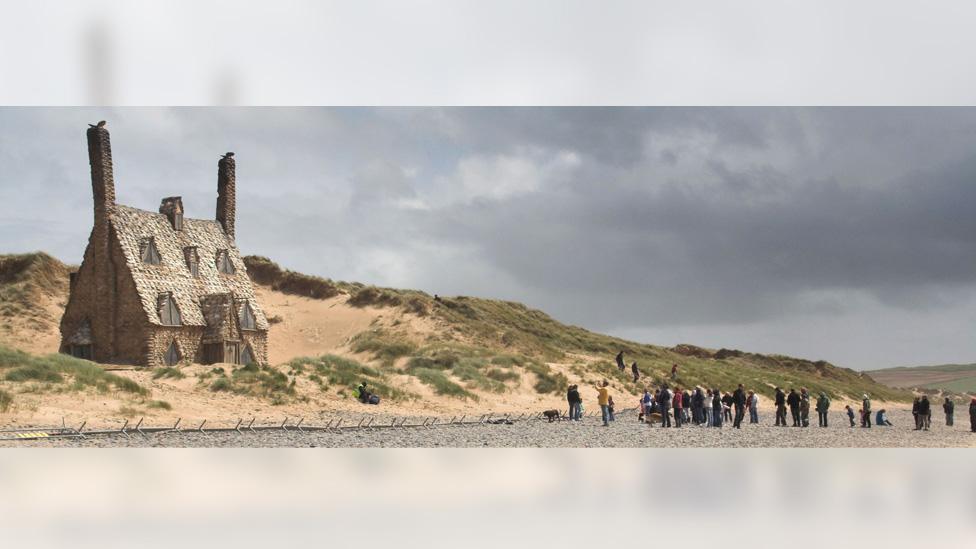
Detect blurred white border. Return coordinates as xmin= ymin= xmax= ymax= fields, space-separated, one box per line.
xmin=1 ymin=449 xmax=974 ymax=547
xmin=1 ymin=0 xmax=976 ymax=105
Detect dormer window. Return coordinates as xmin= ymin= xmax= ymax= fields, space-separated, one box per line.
xmin=240 ymin=301 xmax=257 ymax=330
xmin=216 ymin=249 xmax=236 ymax=275
xmin=184 ymin=247 xmax=200 ymax=277
xmin=158 ymin=293 xmax=182 ymax=326
xmin=140 ymin=238 xmax=162 ymax=265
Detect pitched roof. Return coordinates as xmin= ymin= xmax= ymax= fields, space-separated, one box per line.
xmin=109 ymin=205 xmax=269 ymax=330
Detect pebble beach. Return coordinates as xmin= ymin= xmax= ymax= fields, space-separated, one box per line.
xmin=5 ymin=409 xmax=974 ymax=448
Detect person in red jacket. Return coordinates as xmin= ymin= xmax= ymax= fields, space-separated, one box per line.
xmin=673 ymin=388 xmax=684 ymax=427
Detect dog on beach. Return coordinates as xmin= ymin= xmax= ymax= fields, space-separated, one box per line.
xmin=543 ymin=409 xmax=561 ymax=422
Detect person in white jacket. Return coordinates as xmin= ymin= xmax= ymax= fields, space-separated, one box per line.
xmin=749 ymin=392 xmax=759 ymax=424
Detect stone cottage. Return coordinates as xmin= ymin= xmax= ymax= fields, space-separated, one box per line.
xmin=59 ymin=122 xmax=269 ymax=367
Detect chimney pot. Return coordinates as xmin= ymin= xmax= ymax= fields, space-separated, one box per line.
xmin=159 ymin=196 xmax=184 ymax=230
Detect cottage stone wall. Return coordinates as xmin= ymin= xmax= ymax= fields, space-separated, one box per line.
xmin=148 ymin=326 xmax=205 ymax=368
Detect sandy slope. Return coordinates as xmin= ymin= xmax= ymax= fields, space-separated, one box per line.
xmin=0 ymin=262 xmax=913 ymax=430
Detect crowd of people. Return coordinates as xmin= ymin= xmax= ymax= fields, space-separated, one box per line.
xmin=575 ymin=352 xmax=976 ymax=432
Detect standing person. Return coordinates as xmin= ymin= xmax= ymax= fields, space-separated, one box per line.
xmin=596 ymin=381 xmax=611 ymax=427
xmin=567 ymin=385 xmax=581 ymax=421
xmin=862 ymin=394 xmax=872 ymax=428
xmin=732 ymin=384 xmax=747 ymax=429
xmin=616 ymin=351 xmax=626 ymax=371
xmin=816 ymin=392 xmax=831 ymax=427
xmin=673 ymin=388 xmax=684 ymax=427
xmin=641 ymin=388 xmax=653 ymax=423
xmin=787 ymin=389 xmax=801 ymax=427
xmin=919 ymin=395 xmax=931 ymax=430
xmin=694 ymin=387 xmax=706 ymax=425
xmin=722 ymin=392 xmax=734 ymax=422
xmin=774 ymin=387 xmax=787 ymax=427
xmin=943 ymin=397 xmax=954 ymax=427
xmin=712 ymin=388 xmax=723 ymax=427
xmin=845 ymin=405 xmax=856 ymax=427
xmin=748 ymin=391 xmax=759 ymax=424
xmin=659 ymin=384 xmax=673 ymax=428
xmin=681 ymin=389 xmax=692 ymax=423
xmin=704 ymin=389 xmax=714 ymax=427
xmin=969 ymin=397 xmax=976 ymax=433
xmin=912 ymin=397 xmax=921 ymax=430
xmin=799 ymin=388 xmax=811 ymax=427
xmin=608 ymin=395 xmax=616 ymax=422
xmin=631 ymin=361 xmax=640 ymax=383
xmin=671 ymin=364 xmax=679 ymax=380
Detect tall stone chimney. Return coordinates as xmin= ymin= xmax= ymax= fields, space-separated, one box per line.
xmin=85 ymin=121 xmax=117 ymax=360
xmin=86 ymin=122 xmax=116 ymax=230
xmin=216 ymin=153 xmax=235 ymax=238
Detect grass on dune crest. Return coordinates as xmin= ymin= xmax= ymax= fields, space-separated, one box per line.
xmin=242 ymin=257 xmax=911 ymax=403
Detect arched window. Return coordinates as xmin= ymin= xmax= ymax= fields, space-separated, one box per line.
xmin=240 ymin=345 xmax=256 ymax=366
xmin=164 ymin=340 xmax=181 ymax=366
xmin=216 ymin=250 xmax=236 ymax=274
xmin=240 ymin=302 xmax=257 ymax=330
xmin=159 ymin=293 xmax=182 ymax=326
xmin=141 ymin=238 xmax=162 ymax=265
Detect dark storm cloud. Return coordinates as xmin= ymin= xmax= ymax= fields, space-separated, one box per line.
xmin=1 ymin=107 xmax=974 ymax=368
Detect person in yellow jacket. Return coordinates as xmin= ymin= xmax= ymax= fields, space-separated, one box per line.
xmin=596 ymin=380 xmax=611 ymax=426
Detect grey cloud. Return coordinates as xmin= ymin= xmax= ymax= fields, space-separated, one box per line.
xmin=2 ymin=107 xmax=975 ymax=369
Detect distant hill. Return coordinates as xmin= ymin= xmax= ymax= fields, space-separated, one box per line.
xmin=867 ymin=363 xmax=976 ymax=395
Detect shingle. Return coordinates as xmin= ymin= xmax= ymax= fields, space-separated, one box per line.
xmin=110 ymin=205 xmax=268 ymax=330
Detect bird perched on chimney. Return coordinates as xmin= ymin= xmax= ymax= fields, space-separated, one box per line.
xmin=222 ymin=152 xmax=235 ymax=159
xmin=88 ymin=120 xmax=107 ymax=128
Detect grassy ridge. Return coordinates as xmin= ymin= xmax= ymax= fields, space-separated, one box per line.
xmin=242 ymin=257 xmax=911 ymax=402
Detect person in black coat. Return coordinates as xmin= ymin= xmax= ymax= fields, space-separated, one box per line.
xmin=692 ymin=387 xmax=705 ymax=425
xmin=786 ymin=388 xmax=801 ymax=427
xmin=567 ymin=385 xmax=582 ymax=421
xmin=943 ymin=397 xmax=954 ymax=427
xmin=917 ymin=395 xmax=931 ymax=431
xmin=912 ymin=397 xmax=921 ymax=429
xmin=616 ymin=351 xmax=626 ymax=371
xmin=969 ymin=397 xmax=976 ymax=433
xmin=631 ymin=361 xmax=640 ymax=383
xmin=712 ymin=389 xmax=723 ymax=427
xmin=721 ymin=392 xmax=733 ymax=422
xmin=774 ymin=387 xmax=787 ymax=427
xmin=732 ymin=384 xmax=747 ymax=429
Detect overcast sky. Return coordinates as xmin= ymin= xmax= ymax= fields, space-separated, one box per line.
xmin=1 ymin=107 xmax=974 ymax=370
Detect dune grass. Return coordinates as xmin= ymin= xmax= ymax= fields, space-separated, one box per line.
xmin=0 ymin=388 xmax=12 ymax=412
xmin=243 ymin=256 xmax=339 ymax=299
xmin=286 ymin=354 xmax=411 ymax=400
xmin=350 ymin=330 xmax=417 ymax=366
xmin=152 ymin=367 xmax=185 ymax=380
xmin=409 ymin=367 xmax=475 ymax=399
xmin=0 ymin=345 xmax=148 ymax=396
xmin=207 ymin=363 xmax=296 ymax=405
